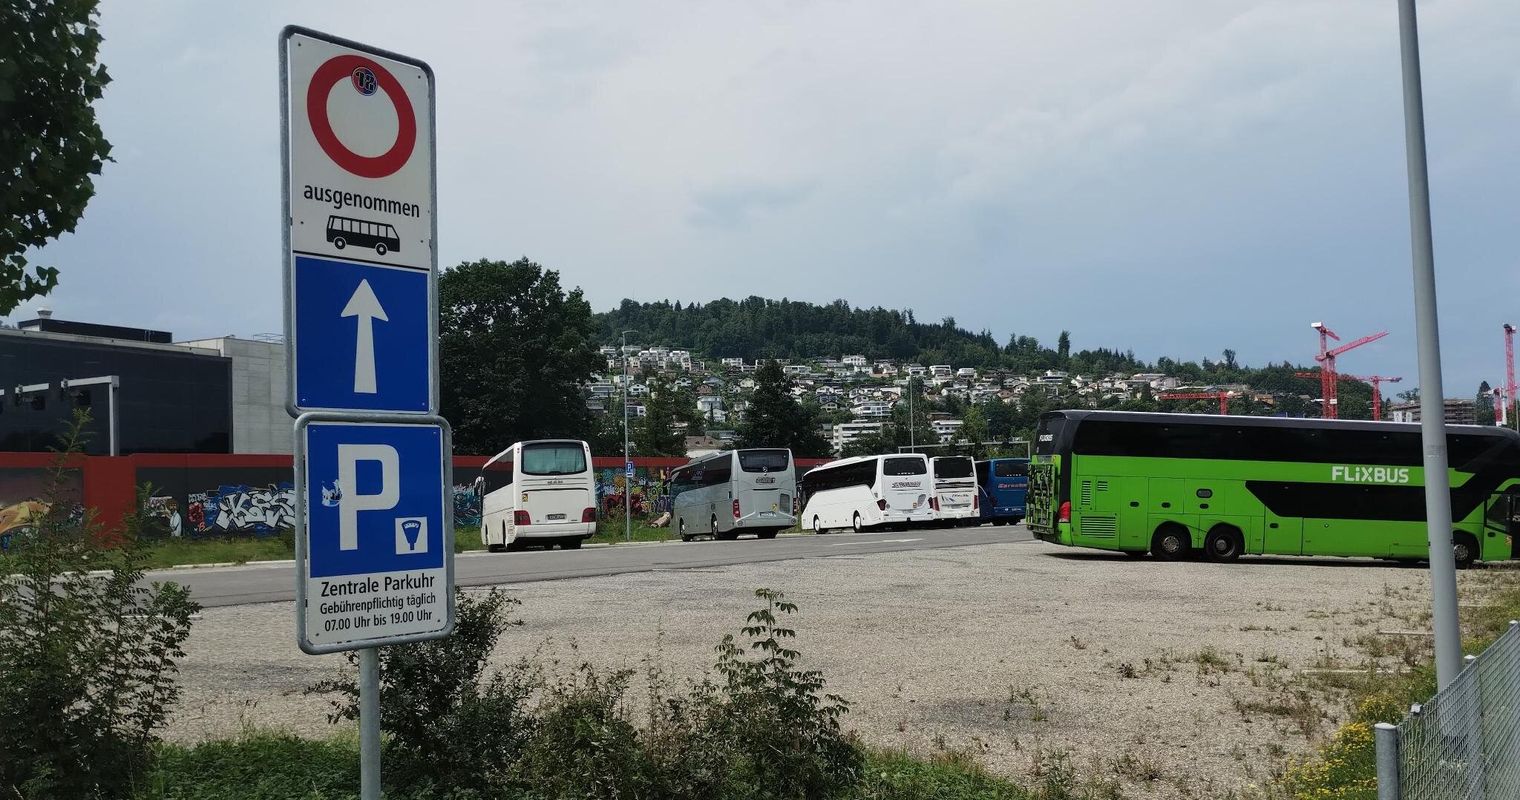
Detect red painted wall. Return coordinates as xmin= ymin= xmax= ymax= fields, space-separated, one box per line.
xmin=0 ymin=451 xmax=831 ymax=533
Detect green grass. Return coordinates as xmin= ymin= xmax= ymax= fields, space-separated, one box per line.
xmin=140 ymin=732 xmax=361 ymax=799
xmin=138 ymin=526 xmax=485 ymax=570
xmin=140 ymin=536 xmax=294 ymax=569
xmin=852 ymin=749 xmax=1034 ymax=799
xmin=137 ymin=735 xmax=1041 ymax=800
xmin=588 ymin=517 xmax=678 ymax=544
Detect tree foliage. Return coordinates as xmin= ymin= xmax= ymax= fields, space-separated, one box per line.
xmin=1 ymin=0 xmax=113 ymax=314
xmin=0 ymin=414 xmax=198 ymax=799
xmin=634 ymin=376 xmax=696 ymax=456
xmin=735 ymin=360 xmax=831 ymax=457
xmin=439 ymin=259 xmax=603 ymax=455
xmin=1476 ymin=381 xmax=1496 ymax=427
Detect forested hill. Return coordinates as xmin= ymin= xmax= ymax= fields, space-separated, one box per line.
xmin=595 ymin=296 xmax=1147 ymax=376
xmin=594 ymin=296 xmax=1392 ymax=417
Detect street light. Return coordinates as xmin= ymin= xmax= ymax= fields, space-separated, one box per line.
xmin=620 ymin=330 xmax=637 ymax=542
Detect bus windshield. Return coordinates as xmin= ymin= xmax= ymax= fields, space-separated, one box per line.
xmin=521 ymin=443 xmax=587 ymax=476
xmin=934 ymin=458 xmax=973 ymax=479
xmin=884 ymin=457 xmax=927 ymax=476
xmin=993 ymin=460 xmax=1028 ymax=478
xmin=739 ymin=449 xmax=790 ymax=473
xmin=1035 ymin=415 xmax=1071 ymax=457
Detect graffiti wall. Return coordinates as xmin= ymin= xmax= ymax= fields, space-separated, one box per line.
xmin=594 ymin=466 xmax=673 ymax=517
xmin=454 ymin=482 xmax=481 ymax=527
xmin=0 ymin=466 xmax=83 ymax=550
xmin=137 ymin=466 xmax=295 ymax=538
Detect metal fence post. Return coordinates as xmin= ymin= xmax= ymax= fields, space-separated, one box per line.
xmin=1376 ymin=722 xmax=1402 ymax=800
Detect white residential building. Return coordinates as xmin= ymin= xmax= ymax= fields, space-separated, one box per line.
xmin=956 ymin=367 xmax=977 ymax=379
xmin=932 ymin=418 xmax=964 ymax=444
xmin=851 ymin=401 xmax=893 ymax=420
xmin=842 ymin=354 xmax=868 ymax=368
xmin=832 ymin=421 xmax=885 ymax=454
xmin=930 ymin=364 xmax=953 ymax=378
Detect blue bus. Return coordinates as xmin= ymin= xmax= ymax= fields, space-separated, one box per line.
xmin=975 ymin=458 xmax=1028 ymax=525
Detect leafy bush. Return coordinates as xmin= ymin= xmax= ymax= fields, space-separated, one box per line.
xmin=676 ymin=588 xmax=863 ymax=799
xmin=310 ymin=587 xmax=863 ymax=799
xmin=310 ymin=589 xmax=534 ymax=796
xmin=0 ymin=416 xmax=199 ymax=799
xmin=514 ymin=664 xmax=653 ymax=799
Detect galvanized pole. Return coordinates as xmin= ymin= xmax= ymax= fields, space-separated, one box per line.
xmin=358 ymin=647 xmax=381 ymax=800
xmin=1396 ymin=0 xmax=1463 ymax=688
xmin=908 ymin=377 xmax=916 ymax=452
xmin=107 ymin=376 xmax=120 ymax=457
xmin=621 ymin=330 xmax=636 ymax=542
xmin=1374 ymin=722 xmax=1400 ymax=800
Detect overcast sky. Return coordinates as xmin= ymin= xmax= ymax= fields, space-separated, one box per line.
xmin=19 ymin=0 xmax=1520 ymax=394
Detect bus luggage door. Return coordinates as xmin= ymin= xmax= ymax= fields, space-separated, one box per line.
xmin=1263 ymin=513 xmax=1302 ymax=556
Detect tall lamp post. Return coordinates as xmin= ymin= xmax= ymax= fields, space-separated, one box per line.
xmin=907 ymin=376 xmax=916 ymax=452
xmin=620 ymin=330 xmax=637 ymax=542
xmin=1396 ymin=0 xmax=1460 ymax=689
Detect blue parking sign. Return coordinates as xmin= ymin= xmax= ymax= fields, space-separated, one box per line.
xmin=297 ymin=417 xmax=452 ymax=653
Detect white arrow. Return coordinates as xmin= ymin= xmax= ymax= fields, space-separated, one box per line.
xmin=340 ymin=279 xmax=388 ymax=394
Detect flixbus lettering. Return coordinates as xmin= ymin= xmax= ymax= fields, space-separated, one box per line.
xmin=1329 ymin=465 xmax=1412 ymax=485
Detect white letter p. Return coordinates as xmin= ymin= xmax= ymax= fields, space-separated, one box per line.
xmin=338 ymin=444 xmax=400 ymax=551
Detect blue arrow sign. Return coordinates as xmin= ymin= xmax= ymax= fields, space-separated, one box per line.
xmin=293 ymin=255 xmax=430 ymax=413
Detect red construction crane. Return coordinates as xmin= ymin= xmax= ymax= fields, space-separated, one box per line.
xmin=1295 ymin=372 xmax=1401 ymax=420
xmin=1504 ymin=324 xmax=1516 ymax=428
xmin=1158 ymin=391 xmax=1233 ymax=415
xmin=1310 ymin=322 xmax=1389 ymax=419
xmin=1348 ymin=375 xmax=1401 ymax=422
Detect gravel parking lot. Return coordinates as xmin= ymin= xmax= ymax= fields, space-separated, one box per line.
xmin=169 ymin=536 xmax=1475 ymax=798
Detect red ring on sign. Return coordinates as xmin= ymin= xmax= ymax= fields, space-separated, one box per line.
xmin=306 ymin=55 xmax=416 ymax=179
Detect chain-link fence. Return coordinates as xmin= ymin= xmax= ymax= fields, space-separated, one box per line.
xmin=1376 ymin=620 xmax=1520 ymax=799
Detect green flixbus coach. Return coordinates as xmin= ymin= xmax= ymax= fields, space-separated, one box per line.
xmin=1026 ymin=410 xmax=1520 ymax=567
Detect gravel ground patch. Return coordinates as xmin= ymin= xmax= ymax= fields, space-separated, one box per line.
xmin=168 ymin=537 xmax=1466 ymax=798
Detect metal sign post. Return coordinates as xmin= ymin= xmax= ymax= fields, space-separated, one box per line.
xmin=281 ymin=26 xmax=450 ymax=800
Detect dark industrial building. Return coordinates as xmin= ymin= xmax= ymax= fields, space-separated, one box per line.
xmin=0 ymin=313 xmax=233 ymax=455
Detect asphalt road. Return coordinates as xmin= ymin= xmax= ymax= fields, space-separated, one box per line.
xmin=146 ymin=525 xmax=1032 ymax=608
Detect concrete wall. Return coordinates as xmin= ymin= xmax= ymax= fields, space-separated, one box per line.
xmin=177 ymin=337 xmax=290 ymax=454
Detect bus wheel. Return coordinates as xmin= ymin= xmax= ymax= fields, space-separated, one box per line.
xmin=679 ymin=518 xmax=692 ymax=542
xmin=852 ymin=513 xmax=863 ymax=533
xmin=813 ymin=515 xmax=825 ymax=534
xmin=1453 ymin=532 xmax=1479 ymax=569
xmin=1151 ymin=525 xmax=1191 ymax=561
xmin=332 ymin=237 xmax=346 ymax=249
xmin=1204 ymin=526 xmax=1244 ymax=563
xmin=375 ymin=242 xmax=388 ymax=256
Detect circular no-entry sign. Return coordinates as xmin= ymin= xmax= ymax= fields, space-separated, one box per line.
xmin=306 ymin=54 xmax=417 ymax=179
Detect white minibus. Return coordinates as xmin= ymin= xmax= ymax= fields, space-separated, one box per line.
xmin=477 ymin=439 xmax=596 ymax=551
xmin=669 ymin=448 xmax=796 ymax=541
xmin=800 ymin=453 xmax=934 ymax=533
xmin=930 ymin=455 xmax=979 ymax=525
